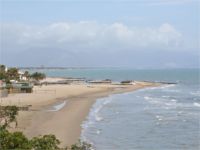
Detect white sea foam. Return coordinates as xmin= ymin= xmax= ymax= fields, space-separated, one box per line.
xmin=81 ymin=96 xmax=113 ymax=135
xmin=80 ymin=96 xmax=114 ymax=149
xmin=156 ymin=115 xmax=163 ymax=121
xmin=162 ymin=95 xmax=170 ymax=98
xmin=160 ymin=84 xmax=175 ymax=89
xmin=96 ymin=130 xmax=101 ymax=135
xmin=144 ymin=96 xmax=152 ymax=100
xmin=190 ymin=91 xmax=200 ymax=96
xmin=159 ymin=84 xmax=181 ymax=93
xmin=156 ymin=115 xmax=160 ymax=119
xmin=171 ymin=99 xmax=177 ymax=102
xmin=93 ymin=98 xmax=112 ymax=122
xmin=193 ymin=102 xmax=200 ymax=107
xmin=95 ymin=116 xmax=103 ymax=122
xmin=178 ymin=111 xmax=182 ymax=114
xmin=163 ymin=89 xmax=180 ymax=93
xmin=165 ymin=102 xmax=177 ymax=106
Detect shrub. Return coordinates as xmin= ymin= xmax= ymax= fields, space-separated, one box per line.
xmin=31 ymin=134 xmax=61 ymax=150
xmin=0 ymin=129 xmax=31 ymax=150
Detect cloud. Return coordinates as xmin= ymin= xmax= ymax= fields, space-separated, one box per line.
xmin=1 ymin=21 xmax=183 ymax=53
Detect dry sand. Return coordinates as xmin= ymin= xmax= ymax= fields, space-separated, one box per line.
xmin=0 ymin=81 xmax=160 ymax=147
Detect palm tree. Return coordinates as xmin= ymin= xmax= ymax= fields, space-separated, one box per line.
xmin=31 ymin=72 xmax=46 ymax=81
xmin=0 ymin=65 xmax=6 ymax=72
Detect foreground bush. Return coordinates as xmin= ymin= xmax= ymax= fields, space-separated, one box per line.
xmin=69 ymin=140 xmax=92 ymax=150
xmin=0 ymin=129 xmax=91 ymax=150
xmin=31 ymin=134 xmax=60 ymax=150
xmin=0 ymin=128 xmax=31 ymax=150
xmin=0 ymin=106 xmax=92 ymax=150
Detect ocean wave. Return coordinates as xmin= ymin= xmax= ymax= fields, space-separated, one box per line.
xmin=144 ymin=96 xmax=179 ymax=109
xmin=96 ymin=130 xmax=101 ymax=135
xmin=156 ymin=115 xmax=163 ymax=121
xmin=81 ymin=96 xmax=113 ymax=142
xmin=159 ymin=84 xmax=182 ymax=93
xmin=162 ymin=95 xmax=170 ymax=98
xmin=170 ymin=99 xmax=177 ymax=102
xmin=162 ymin=89 xmax=180 ymax=93
xmin=47 ymin=100 xmax=67 ymax=112
xmin=80 ymin=96 xmax=114 ymax=150
xmin=139 ymin=84 xmax=178 ymax=95
xmin=144 ymin=96 xmax=152 ymax=100
xmin=95 ymin=115 xmax=103 ymax=122
xmin=193 ymin=102 xmax=200 ymax=107
xmin=190 ymin=91 xmax=200 ymax=97
xmin=92 ymin=97 xmax=113 ymax=122
xmin=160 ymin=84 xmax=176 ymax=89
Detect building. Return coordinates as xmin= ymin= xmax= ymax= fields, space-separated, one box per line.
xmin=18 ymin=71 xmax=28 ymax=81
xmin=9 ymin=82 xmax=33 ymax=93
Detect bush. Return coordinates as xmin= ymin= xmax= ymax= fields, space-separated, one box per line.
xmin=0 ymin=106 xmax=19 ymax=128
xmin=0 ymin=129 xmax=31 ymax=150
xmin=69 ymin=140 xmax=92 ymax=150
xmin=31 ymin=72 xmax=46 ymax=81
xmin=0 ymin=105 xmax=91 ymax=150
xmin=31 ymin=134 xmax=60 ymax=150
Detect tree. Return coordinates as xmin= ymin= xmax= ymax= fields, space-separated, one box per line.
xmin=0 ymin=106 xmax=31 ymax=150
xmin=31 ymin=72 xmax=46 ymax=81
xmin=6 ymin=68 xmax=20 ymax=81
xmin=0 ymin=105 xmax=91 ymax=150
xmin=0 ymin=64 xmax=6 ymax=80
xmin=0 ymin=106 xmax=19 ymax=128
xmin=0 ymin=129 xmax=31 ymax=150
xmin=69 ymin=140 xmax=92 ymax=150
xmin=31 ymin=135 xmax=60 ymax=150
xmin=0 ymin=65 xmax=6 ymax=72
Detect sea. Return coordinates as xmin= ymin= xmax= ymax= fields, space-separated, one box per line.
xmin=31 ymin=68 xmax=200 ymax=150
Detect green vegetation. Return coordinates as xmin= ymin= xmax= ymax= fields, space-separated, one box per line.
xmin=0 ymin=65 xmax=11 ymax=83
xmin=0 ymin=129 xmax=31 ymax=150
xmin=30 ymin=135 xmax=60 ymax=150
xmin=0 ymin=106 xmax=92 ymax=150
xmin=0 ymin=65 xmax=6 ymax=80
xmin=6 ymin=68 xmax=20 ymax=82
xmin=0 ymin=106 xmax=19 ymax=128
xmin=70 ymin=141 xmax=92 ymax=150
xmin=30 ymin=72 xmax=46 ymax=81
xmin=0 ymin=64 xmax=46 ymax=83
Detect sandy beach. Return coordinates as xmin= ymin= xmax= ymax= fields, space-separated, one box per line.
xmin=0 ymin=79 xmax=160 ymax=147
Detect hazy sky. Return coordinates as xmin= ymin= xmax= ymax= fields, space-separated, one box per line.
xmin=0 ymin=0 xmax=199 ymax=68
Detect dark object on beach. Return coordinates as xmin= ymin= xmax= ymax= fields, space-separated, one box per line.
xmin=87 ymin=79 xmax=112 ymax=84
xmin=121 ymin=80 xmax=134 ymax=85
xmin=158 ymin=81 xmax=177 ymax=84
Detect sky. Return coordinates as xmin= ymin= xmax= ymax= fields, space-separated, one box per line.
xmin=0 ymin=0 xmax=199 ymax=68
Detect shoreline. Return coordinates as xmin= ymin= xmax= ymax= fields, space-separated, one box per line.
xmin=1 ymin=81 xmax=161 ymax=147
